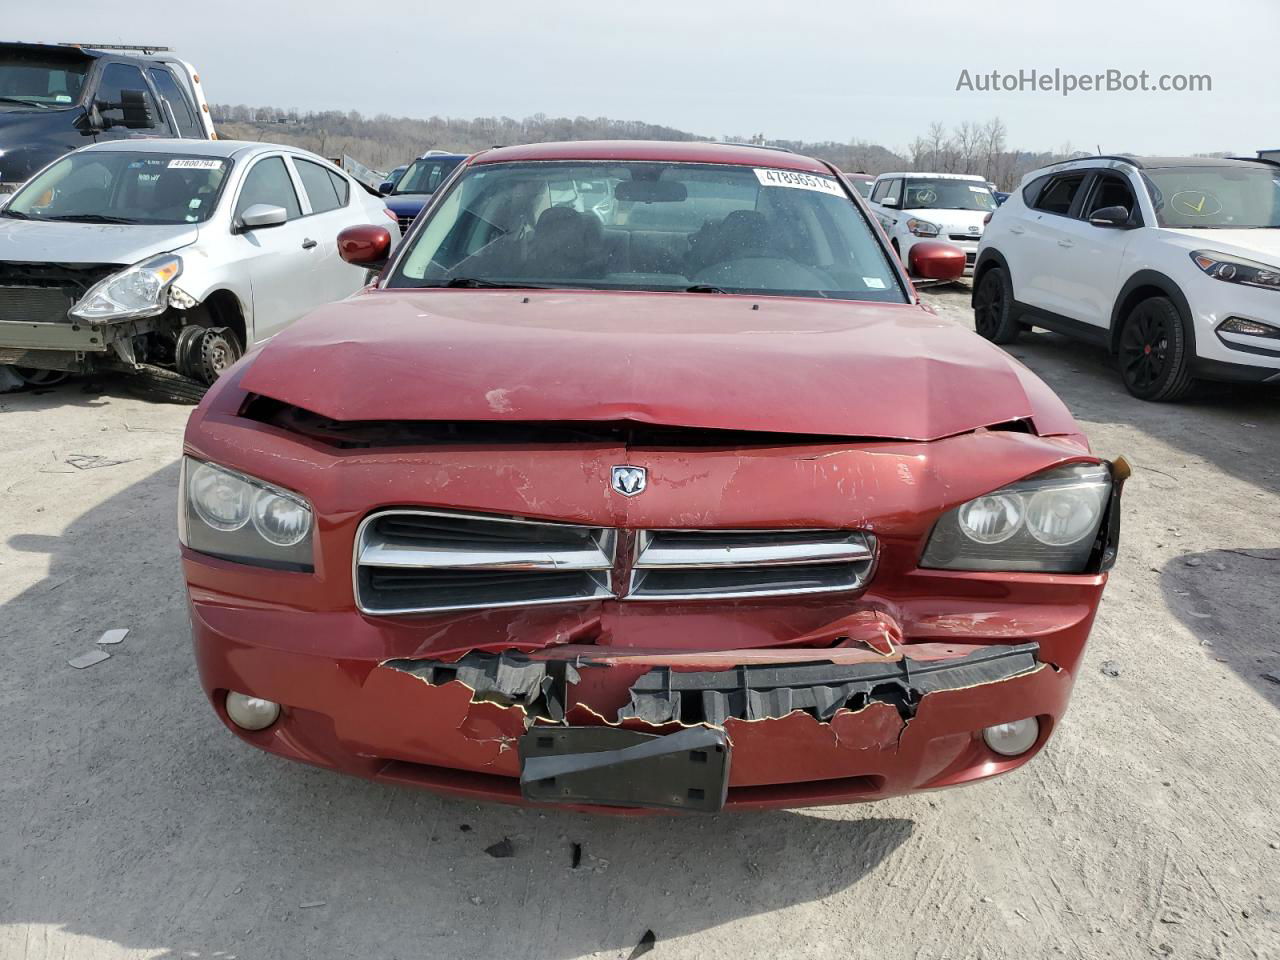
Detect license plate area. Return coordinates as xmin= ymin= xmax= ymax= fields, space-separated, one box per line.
xmin=519 ymin=726 xmax=730 ymax=812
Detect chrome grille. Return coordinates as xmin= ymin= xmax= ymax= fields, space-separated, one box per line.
xmin=629 ymin=529 xmax=876 ymax=600
xmin=355 ymin=510 xmax=614 ymax=614
xmin=355 ymin=511 xmax=876 ymax=614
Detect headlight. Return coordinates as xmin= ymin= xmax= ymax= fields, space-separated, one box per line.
xmin=70 ymin=254 xmax=182 ymax=321
xmin=1191 ymin=250 xmax=1280 ymax=292
xmin=179 ymin=457 xmax=313 ymax=570
xmin=906 ymin=218 xmax=940 ymax=238
xmin=920 ymin=463 xmax=1112 ymax=573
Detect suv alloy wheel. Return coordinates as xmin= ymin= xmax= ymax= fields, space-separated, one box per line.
xmin=1117 ymin=296 xmax=1196 ymax=401
xmin=974 ymin=267 xmax=1022 ymax=344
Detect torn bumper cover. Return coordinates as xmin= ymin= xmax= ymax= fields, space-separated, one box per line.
xmin=190 ymin=596 xmax=1070 ymax=812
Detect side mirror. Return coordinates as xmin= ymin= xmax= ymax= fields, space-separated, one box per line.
xmin=1088 ymin=205 xmax=1132 ymax=228
xmin=881 ymin=196 xmax=898 ymax=207
xmin=338 ymin=224 xmax=392 ymax=269
xmin=908 ymin=240 xmax=967 ymax=281
xmin=236 ymin=204 xmax=288 ymax=232
xmin=94 ymin=89 xmax=154 ymax=130
xmin=377 ymin=181 xmax=394 ymax=196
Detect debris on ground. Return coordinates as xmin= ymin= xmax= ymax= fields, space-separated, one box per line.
xmin=1261 ymin=673 xmax=1280 ymax=686
xmin=571 ymin=842 xmax=582 ymax=869
xmin=68 ymin=650 xmax=110 ymax=669
xmin=1100 ymin=661 xmax=1121 ymax=677
xmin=459 ymin=824 xmax=472 ymax=832
xmin=65 ymin=454 xmax=130 ymax=471
xmin=1185 ymin=557 xmax=1203 ymax=567
xmin=627 ymin=930 xmax=656 ymax=959
xmin=484 ymin=838 xmax=515 ymax=858
xmin=97 ymin=628 xmax=128 ymax=645
xmin=299 ymin=901 xmax=326 ymax=909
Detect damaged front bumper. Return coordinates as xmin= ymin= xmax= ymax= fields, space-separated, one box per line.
xmin=190 ymin=597 xmax=1076 ymax=812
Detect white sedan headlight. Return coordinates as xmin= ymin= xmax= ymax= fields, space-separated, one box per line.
xmin=906 ymin=218 xmax=940 ymax=238
xmin=71 ymin=254 xmax=182 ymax=321
xmin=179 ymin=458 xmax=314 ymax=570
xmin=921 ymin=463 xmax=1113 ymax=573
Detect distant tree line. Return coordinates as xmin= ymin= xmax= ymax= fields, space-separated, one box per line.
xmin=210 ymin=105 xmax=1087 ymax=188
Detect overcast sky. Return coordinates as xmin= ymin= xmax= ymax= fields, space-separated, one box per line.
xmin=10 ymin=0 xmax=1279 ymax=155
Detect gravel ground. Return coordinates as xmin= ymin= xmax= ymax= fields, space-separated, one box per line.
xmin=2 ymin=286 xmax=1278 ymax=960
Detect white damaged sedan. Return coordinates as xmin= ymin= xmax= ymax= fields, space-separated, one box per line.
xmin=0 ymin=139 xmax=397 ymax=397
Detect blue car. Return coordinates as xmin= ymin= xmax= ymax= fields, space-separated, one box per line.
xmin=382 ymin=151 xmax=466 ymax=234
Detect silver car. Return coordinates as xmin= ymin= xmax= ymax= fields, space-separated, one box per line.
xmin=0 ymin=138 xmax=398 ymax=396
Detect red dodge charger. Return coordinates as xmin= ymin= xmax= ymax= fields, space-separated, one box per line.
xmin=179 ymin=141 xmax=1126 ymax=813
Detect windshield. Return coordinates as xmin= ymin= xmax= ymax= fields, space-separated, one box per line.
xmin=0 ymin=49 xmax=89 ymax=106
xmin=1142 ymin=166 xmax=1280 ymax=229
xmin=901 ymin=179 xmax=996 ymax=212
xmin=393 ymin=157 xmax=463 ymax=195
xmin=5 ymin=151 xmax=230 ymax=225
xmin=389 ymin=161 xmax=905 ymax=302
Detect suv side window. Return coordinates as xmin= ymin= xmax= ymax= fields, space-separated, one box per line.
xmin=148 ymin=68 xmax=200 ymax=138
xmin=293 ymin=158 xmax=346 ymax=214
xmin=1084 ymin=174 xmax=1138 ymax=220
xmin=1032 ymin=174 xmax=1088 ymax=216
xmin=234 ymin=156 xmax=301 ymax=221
xmin=96 ymin=63 xmax=165 ymax=133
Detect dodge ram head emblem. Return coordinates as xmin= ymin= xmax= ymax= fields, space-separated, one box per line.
xmin=611 ymin=465 xmax=647 ymax=497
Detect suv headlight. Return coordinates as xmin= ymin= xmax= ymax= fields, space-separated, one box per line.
xmin=1191 ymin=251 xmax=1280 ymax=292
xmin=906 ymin=218 xmax=940 ymax=238
xmin=920 ymin=463 xmax=1112 ymax=573
xmin=179 ymin=457 xmax=314 ymax=570
xmin=70 ymin=254 xmax=183 ymax=322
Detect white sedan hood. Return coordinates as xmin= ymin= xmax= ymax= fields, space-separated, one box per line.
xmin=0 ymin=218 xmax=199 ymax=266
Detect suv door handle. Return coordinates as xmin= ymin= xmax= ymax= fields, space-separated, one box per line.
xmin=301 ymin=238 xmax=318 ymax=250
xmin=1008 ymin=224 xmax=1025 ymax=234
xmin=1057 ymin=239 xmax=1074 ymax=248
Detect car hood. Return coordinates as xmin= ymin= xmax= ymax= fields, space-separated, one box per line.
xmin=1162 ymin=227 xmax=1280 ymax=264
xmin=0 ymin=217 xmax=200 ymax=265
xmin=902 ymin=208 xmax=988 ymax=235
xmin=384 ymin=195 xmax=429 ymax=216
xmin=238 ymin=290 xmax=1074 ymax=442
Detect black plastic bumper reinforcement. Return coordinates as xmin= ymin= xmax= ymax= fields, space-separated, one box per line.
xmin=384 ymin=642 xmax=1041 ymax=726
xmin=519 ymin=725 xmax=731 ymax=812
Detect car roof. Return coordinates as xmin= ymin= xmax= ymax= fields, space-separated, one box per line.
xmin=875 ymin=171 xmax=987 ymax=181
xmin=80 ymin=138 xmax=326 ymax=163
xmin=1037 ymin=154 xmax=1275 ymax=174
xmin=472 ymin=140 xmax=831 ymax=174
xmin=0 ymin=41 xmax=165 ymax=61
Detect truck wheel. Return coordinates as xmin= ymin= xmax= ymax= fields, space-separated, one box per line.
xmin=1118 ymin=296 xmax=1196 ymax=401
xmin=973 ymin=267 xmax=1021 ymax=344
xmin=14 ymin=367 xmax=69 ymax=386
xmin=193 ymin=327 xmax=243 ymax=385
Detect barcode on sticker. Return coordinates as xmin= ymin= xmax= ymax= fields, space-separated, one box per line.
xmin=754 ymin=168 xmax=844 ymax=197
xmin=168 ymin=158 xmax=223 ymax=170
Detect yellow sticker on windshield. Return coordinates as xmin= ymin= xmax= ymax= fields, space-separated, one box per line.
xmin=754 ymin=168 xmax=844 ymax=197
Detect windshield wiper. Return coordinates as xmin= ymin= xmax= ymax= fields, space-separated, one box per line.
xmin=46 ymin=214 xmax=139 ymax=225
xmin=437 ymin=277 xmax=553 ymax=289
xmin=0 ymin=209 xmax=31 ymax=219
xmin=685 ymin=284 xmax=730 ymax=294
xmin=0 ymin=96 xmax=53 ymax=108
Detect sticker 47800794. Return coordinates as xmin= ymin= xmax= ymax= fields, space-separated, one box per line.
xmin=754 ymin=168 xmax=845 ymax=198
xmin=168 ymin=158 xmax=224 ymax=170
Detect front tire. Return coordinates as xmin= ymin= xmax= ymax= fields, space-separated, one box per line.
xmin=1117 ymin=296 xmax=1196 ymax=401
xmin=973 ymin=267 xmax=1021 ymax=344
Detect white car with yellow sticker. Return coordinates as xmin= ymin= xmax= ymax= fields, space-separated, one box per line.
xmin=973 ymin=155 xmax=1280 ymax=401
xmin=868 ymin=171 xmax=997 ymax=274
xmin=0 ymin=138 xmax=397 ymax=398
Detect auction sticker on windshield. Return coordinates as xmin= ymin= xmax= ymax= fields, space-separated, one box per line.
xmin=754 ymin=168 xmax=844 ymax=197
xmin=168 ymin=158 xmax=224 ymax=170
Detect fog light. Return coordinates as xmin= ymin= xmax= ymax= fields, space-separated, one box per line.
xmin=225 ymin=691 xmax=280 ymax=731
xmin=982 ymin=717 xmax=1039 ymax=757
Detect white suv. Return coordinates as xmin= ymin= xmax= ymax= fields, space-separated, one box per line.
xmin=869 ymin=172 xmax=996 ymax=273
xmin=974 ymin=156 xmax=1280 ymax=401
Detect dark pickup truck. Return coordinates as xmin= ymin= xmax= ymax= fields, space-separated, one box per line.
xmin=0 ymin=41 xmax=215 ymax=194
